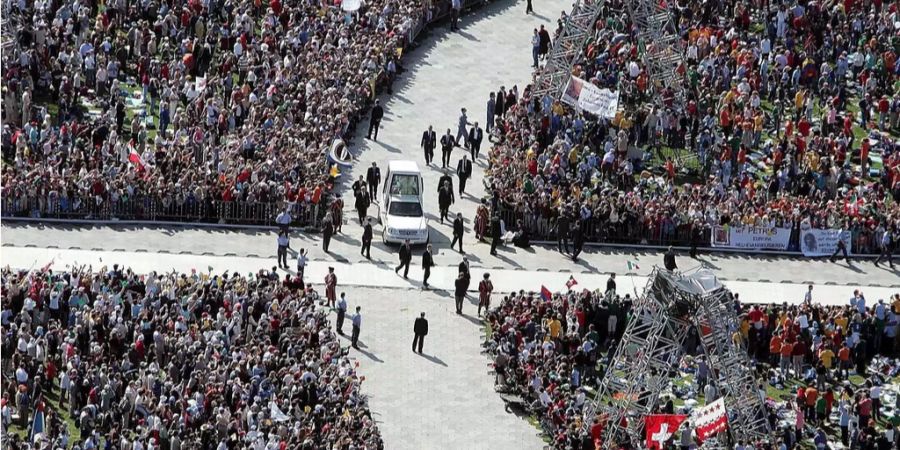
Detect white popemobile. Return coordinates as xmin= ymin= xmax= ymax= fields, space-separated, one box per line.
xmin=381 ymin=160 xmax=429 ymax=244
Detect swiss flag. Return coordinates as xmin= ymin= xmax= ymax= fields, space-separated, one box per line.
xmin=645 ymin=414 xmax=687 ymax=450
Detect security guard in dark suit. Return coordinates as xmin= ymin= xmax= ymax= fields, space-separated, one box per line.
xmin=421 ymin=125 xmax=437 ymax=165
xmin=467 ymin=122 xmax=484 ymax=159
xmin=440 ymin=129 xmax=455 ymax=168
xmin=366 ymin=162 xmax=381 ymax=201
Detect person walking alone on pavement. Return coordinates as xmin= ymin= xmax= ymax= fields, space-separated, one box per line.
xmin=478 ymin=273 xmax=494 ymax=316
xmin=413 ymin=312 xmax=428 ymax=353
xmin=468 ymin=122 xmax=483 ymax=159
xmin=456 ymin=108 xmax=470 ymax=148
xmin=440 ymin=129 xmax=454 ymax=168
xmin=422 ymin=244 xmax=434 ymax=288
xmin=454 ymin=271 xmax=467 ymax=314
xmin=276 ymin=231 xmax=290 ymax=269
xmin=361 ymin=218 xmax=373 ymax=259
xmin=531 ymin=29 xmax=540 ymax=67
xmin=324 ymin=267 xmax=337 ymax=307
xmin=421 ymin=125 xmax=437 ymax=165
xmin=367 ymin=162 xmax=381 ymax=201
xmin=438 ymin=180 xmax=455 ymax=224
xmin=396 ymin=239 xmax=412 ymax=278
xmin=486 ymin=93 xmax=496 ymax=133
xmin=526 ymin=0 xmax=534 ymax=14
xmin=368 ymin=100 xmax=383 ymax=140
xmin=351 ymin=306 xmax=362 ymax=349
xmin=829 ymin=234 xmax=851 ymax=264
xmin=276 ymin=207 xmax=292 ymax=234
xmin=336 ymin=293 xmax=348 ymax=335
xmin=296 ymin=248 xmax=308 ymax=281
xmin=451 ymin=212 xmax=465 ymax=253
xmin=456 ymin=154 xmax=473 ymax=196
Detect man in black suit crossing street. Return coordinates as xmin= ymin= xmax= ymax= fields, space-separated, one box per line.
xmin=361 ymin=218 xmax=373 ymax=259
xmin=366 ymin=162 xmax=381 ymax=201
xmin=368 ymin=100 xmax=384 ymax=140
xmin=395 ymin=239 xmax=412 ymax=278
xmin=456 ymin=154 xmax=473 ymax=196
xmin=421 ymin=125 xmax=436 ymax=165
xmin=467 ymin=122 xmax=484 ymax=159
xmin=440 ymin=129 xmax=455 ymax=168
xmin=413 ymin=312 xmax=428 ymax=353
xmin=451 ymin=212 xmax=465 ymax=253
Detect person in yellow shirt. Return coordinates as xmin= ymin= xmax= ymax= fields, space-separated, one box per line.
xmin=546 ymin=315 xmax=562 ymax=339
xmin=818 ymin=347 xmax=835 ymax=370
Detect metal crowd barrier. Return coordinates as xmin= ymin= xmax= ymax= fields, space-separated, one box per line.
xmin=1 ymin=196 xmax=322 ymax=228
xmin=496 ymin=205 xmax=888 ymax=255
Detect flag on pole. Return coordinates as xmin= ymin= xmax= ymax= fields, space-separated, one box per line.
xmin=627 ymin=261 xmax=640 ymax=271
xmin=540 ymin=285 xmax=553 ymax=301
xmin=29 ymin=400 xmax=45 ymax=443
xmin=691 ymin=398 xmax=728 ymax=443
xmin=645 ymin=414 xmax=687 ymax=450
xmin=566 ymin=276 xmax=578 ymax=290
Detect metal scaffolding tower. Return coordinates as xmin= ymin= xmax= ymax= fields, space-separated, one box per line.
xmin=531 ymin=0 xmax=605 ymax=99
xmin=532 ymin=0 xmax=686 ymax=104
xmin=583 ymin=269 xmax=772 ymax=449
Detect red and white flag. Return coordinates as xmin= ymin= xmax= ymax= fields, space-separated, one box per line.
xmin=691 ymin=398 xmax=728 ymax=443
xmin=128 ymin=148 xmax=146 ymax=172
xmin=645 ymin=414 xmax=687 ymax=450
xmin=566 ymin=276 xmax=578 ymax=290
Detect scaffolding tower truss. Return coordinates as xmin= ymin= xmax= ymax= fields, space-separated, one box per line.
xmin=532 ymin=0 xmax=686 ymax=104
xmin=583 ymin=269 xmax=772 ymax=449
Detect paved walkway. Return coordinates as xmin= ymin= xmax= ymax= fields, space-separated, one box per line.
xmin=2 ymin=247 xmax=896 ymax=304
xmin=4 ymin=222 xmax=899 ymax=288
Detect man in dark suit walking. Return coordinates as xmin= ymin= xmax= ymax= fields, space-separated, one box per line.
xmin=467 ymin=122 xmax=484 ymax=159
xmin=361 ymin=218 xmax=373 ymax=259
xmin=454 ymin=271 xmax=468 ymax=314
xmin=395 ymin=239 xmax=412 ymax=278
xmin=664 ymin=246 xmax=678 ymax=271
xmin=322 ymin=218 xmax=334 ymax=253
xmin=440 ymin=129 xmax=455 ymax=168
xmin=368 ymin=100 xmax=383 ymax=140
xmin=456 ymin=154 xmax=473 ymax=196
xmin=422 ymin=244 xmax=434 ymax=288
xmin=421 ymin=125 xmax=436 ymax=165
xmin=572 ymin=221 xmax=584 ymax=262
xmin=451 ymin=212 xmax=464 ymax=253
xmin=366 ymin=162 xmax=381 ymax=201
xmin=438 ymin=180 xmax=455 ymax=224
xmin=556 ymin=212 xmax=570 ymax=254
xmin=413 ymin=312 xmax=428 ymax=353
xmin=490 ymin=214 xmax=501 ymax=256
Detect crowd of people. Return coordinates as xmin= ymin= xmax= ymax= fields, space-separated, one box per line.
xmin=0 ymin=0 xmax=434 ymax=223
xmin=484 ymin=282 xmax=900 ymax=449
xmin=485 ymin=0 xmax=900 ymax=253
xmin=0 ymin=264 xmax=383 ymax=449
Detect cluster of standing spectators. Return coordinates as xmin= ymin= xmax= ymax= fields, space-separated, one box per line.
xmin=484 ymin=280 xmax=900 ymax=449
xmin=485 ymin=0 xmax=900 ymax=253
xmin=1 ymin=264 xmax=383 ymax=449
xmin=1 ymin=0 xmax=429 ymax=222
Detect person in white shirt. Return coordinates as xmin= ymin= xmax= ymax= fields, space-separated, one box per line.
xmin=296 ymin=248 xmax=308 ymax=281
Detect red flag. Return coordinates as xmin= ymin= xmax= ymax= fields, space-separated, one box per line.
xmin=540 ymin=285 xmax=552 ymax=301
xmin=129 ymin=148 xmax=146 ymax=172
xmin=691 ymin=398 xmax=728 ymax=443
xmin=566 ymin=276 xmax=578 ymax=290
xmin=645 ymin=414 xmax=687 ymax=450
